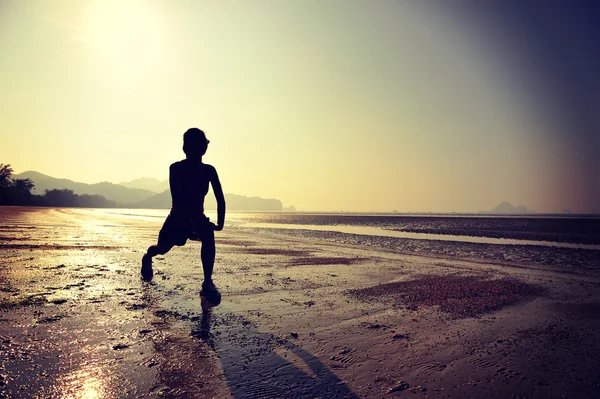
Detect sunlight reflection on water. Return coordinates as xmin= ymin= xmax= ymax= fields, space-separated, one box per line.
xmin=59 ymin=365 xmax=109 ymax=399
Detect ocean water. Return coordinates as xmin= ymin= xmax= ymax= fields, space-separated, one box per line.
xmin=94 ymin=209 xmax=600 ymax=249
xmin=232 ymin=213 xmax=600 ymax=247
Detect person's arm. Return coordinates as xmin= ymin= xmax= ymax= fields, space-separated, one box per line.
xmin=169 ymin=163 xmax=182 ymax=207
xmin=210 ymin=166 xmax=226 ymax=230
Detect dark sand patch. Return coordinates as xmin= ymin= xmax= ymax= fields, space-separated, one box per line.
xmin=0 ymin=225 xmax=37 ymax=230
xmin=0 ymin=284 xmax=19 ymax=293
xmin=125 ymin=302 xmax=149 ymax=311
xmin=36 ymin=314 xmax=68 ymax=324
xmin=348 ymin=275 xmax=545 ymax=318
xmin=224 ymin=247 xmax=311 ymax=256
xmin=0 ymin=235 xmax=31 ymax=241
xmin=44 ymin=264 xmax=66 ymax=270
xmin=0 ymin=244 xmax=121 ymax=250
xmin=516 ymin=321 xmax=577 ymax=344
xmin=0 ymin=295 xmax=47 ymax=310
xmin=217 ymin=239 xmax=259 ymax=247
xmin=288 ymin=257 xmax=367 ymax=266
xmin=555 ymin=302 xmax=600 ymax=320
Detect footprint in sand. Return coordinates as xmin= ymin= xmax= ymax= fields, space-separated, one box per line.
xmin=328 ymin=346 xmax=357 ymax=367
xmin=416 ymin=361 xmax=448 ymax=372
xmin=496 ymin=366 xmax=523 ymax=380
xmin=140 ymin=358 xmax=159 ymax=368
xmin=234 ymin=381 xmax=284 ymax=399
xmin=36 ymin=315 xmax=66 ymax=324
xmin=150 ymin=384 xmax=170 ymax=395
xmin=468 ymin=355 xmax=497 ymax=369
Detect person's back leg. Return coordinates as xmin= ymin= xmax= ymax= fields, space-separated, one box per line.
xmin=142 ymin=241 xmax=175 ymax=281
xmin=142 ymin=215 xmax=186 ymax=281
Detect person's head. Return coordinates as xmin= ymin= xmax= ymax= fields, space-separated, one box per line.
xmin=183 ymin=128 xmax=209 ymax=158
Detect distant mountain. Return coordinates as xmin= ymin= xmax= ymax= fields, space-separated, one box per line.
xmin=118 ymin=177 xmax=168 ymax=193
xmin=15 ymin=171 xmax=156 ymax=205
xmin=131 ymin=189 xmax=170 ymax=209
xmin=16 ymin=170 xmax=288 ymax=211
xmin=219 ymin=194 xmax=283 ymax=211
xmin=487 ymin=201 xmax=535 ymax=214
xmin=132 ymin=189 xmax=284 ymax=211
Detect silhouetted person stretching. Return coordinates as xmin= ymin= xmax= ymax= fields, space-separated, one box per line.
xmin=142 ymin=128 xmax=225 ymax=300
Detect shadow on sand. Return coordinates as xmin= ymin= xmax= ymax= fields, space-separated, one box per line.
xmin=191 ymin=310 xmax=359 ymax=399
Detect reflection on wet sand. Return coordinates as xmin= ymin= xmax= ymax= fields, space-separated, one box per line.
xmin=138 ymin=283 xmax=227 ymax=398
xmin=59 ymin=365 xmax=106 ymax=399
xmin=192 ymin=310 xmax=359 ymax=399
xmin=141 ymin=279 xmax=359 ymax=398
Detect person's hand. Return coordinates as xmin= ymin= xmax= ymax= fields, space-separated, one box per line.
xmin=212 ymin=223 xmax=223 ymax=231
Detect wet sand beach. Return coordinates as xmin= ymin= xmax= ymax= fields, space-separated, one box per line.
xmin=1 ymin=207 xmax=600 ymax=398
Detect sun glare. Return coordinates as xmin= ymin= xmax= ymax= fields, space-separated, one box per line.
xmin=80 ymin=0 xmax=165 ymax=76
xmin=58 ymin=366 xmax=107 ymax=399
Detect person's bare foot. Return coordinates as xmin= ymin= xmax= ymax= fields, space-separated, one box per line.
xmin=141 ymin=254 xmax=153 ymax=281
xmin=200 ymin=281 xmax=221 ymax=310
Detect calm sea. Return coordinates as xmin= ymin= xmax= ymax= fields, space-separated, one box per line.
xmin=99 ymin=209 xmax=600 ymax=251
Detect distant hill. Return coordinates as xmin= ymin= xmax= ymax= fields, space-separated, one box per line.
xmin=16 ymin=170 xmax=287 ymax=211
xmin=218 ymin=194 xmax=283 ymax=211
xmin=132 ymin=189 xmax=283 ymax=211
xmin=16 ymin=171 xmax=156 ymax=205
xmin=131 ymin=189 xmax=170 ymax=209
xmin=118 ymin=177 xmax=168 ymax=193
xmin=486 ymin=201 xmax=535 ymax=214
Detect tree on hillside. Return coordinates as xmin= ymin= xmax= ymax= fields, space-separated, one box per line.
xmin=0 ymin=164 xmax=13 ymax=188
xmin=0 ymin=163 xmax=36 ymax=205
xmin=42 ymin=189 xmax=117 ymax=207
xmin=44 ymin=189 xmax=77 ymax=207
xmin=10 ymin=178 xmax=35 ymax=204
xmin=75 ymin=194 xmax=117 ymax=208
xmin=1 ymin=163 xmax=118 ymax=208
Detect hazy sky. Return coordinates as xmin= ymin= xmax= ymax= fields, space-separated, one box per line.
xmin=1 ymin=1 xmax=598 ymax=213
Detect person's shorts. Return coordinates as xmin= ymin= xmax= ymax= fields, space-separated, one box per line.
xmin=158 ymin=210 xmax=214 ymax=247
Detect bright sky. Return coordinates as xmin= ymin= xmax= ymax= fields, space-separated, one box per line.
xmin=0 ymin=1 xmax=594 ymax=213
